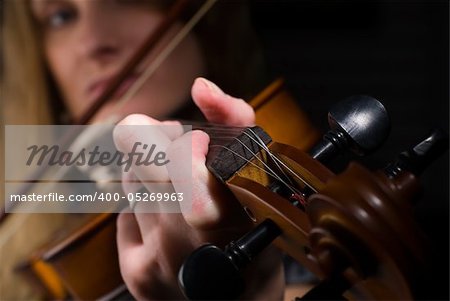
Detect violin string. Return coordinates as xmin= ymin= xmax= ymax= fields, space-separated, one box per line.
xmin=190 ymin=126 xmax=310 ymax=194
xmin=192 ymin=126 xmax=247 ymax=136
xmin=204 ymin=131 xmax=245 ymax=137
xmin=235 ymin=131 xmax=302 ymax=195
xmin=241 ymin=128 xmax=317 ymax=193
xmin=208 ymin=145 xmax=289 ymax=186
xmin=205 ymin=128 xmax=315 ymax=193
xmin=243 ymin=128 xmax=318 ymax=193
xmin=263 ymin=149 xmax=317 ymax=193
xmin=188 ymin=121 xmax=246 ymax=130
xmin=208 ymin=133 xmax=301 ymax=195
xmin=243 ymin=128 xmax=295 ymax=188
xmin=111 ymin=0 xmax=217 ymax=116
xmin=209 ymin=144 xmax=300 ymax=196
xmin=226 ymin=135 xmax=297 ymax=192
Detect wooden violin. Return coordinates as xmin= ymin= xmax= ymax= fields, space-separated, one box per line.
xmin=2 ymin=1 xmax=447 ymax=300
xmin=179 ymin=90 xmax=448 ymax=300
xmin=14 ymin=78 xmax=447 ymax=300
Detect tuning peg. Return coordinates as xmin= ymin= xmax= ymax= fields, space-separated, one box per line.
xmin=178 ymin=244 xmax=244 ymax=300
xmin=179 ymin=220 xmax=281 ymax=300
xmin=309 ymin=95 xmax=390 ymax=163
xmin=385 ymin=128 xmax=449 ymax=177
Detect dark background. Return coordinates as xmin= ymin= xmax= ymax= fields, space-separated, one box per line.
xmin=250 ymin=0 xmax=448 ymax=299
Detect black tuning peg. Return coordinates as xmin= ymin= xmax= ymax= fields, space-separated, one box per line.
xmin=309 ymin=95 xmax=390 ymax=163
xmin=385 ymin=128 xmax=449 ymax=177
xmin=179 ymin=220 xmax=281 ymax=300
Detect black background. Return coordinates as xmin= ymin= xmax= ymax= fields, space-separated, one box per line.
xmin=250 ymin=0 xmax=448 ymax=299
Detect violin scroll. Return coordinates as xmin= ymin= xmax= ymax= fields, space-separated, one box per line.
xmin=305 ymin=129 xmax=448 ymax=299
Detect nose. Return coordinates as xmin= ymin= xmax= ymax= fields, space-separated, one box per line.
xmin=75 ymin=6 xmax=122 ymax=67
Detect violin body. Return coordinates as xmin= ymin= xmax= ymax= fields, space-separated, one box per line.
xmin=16 ymin=213 xmax=124 ymax=300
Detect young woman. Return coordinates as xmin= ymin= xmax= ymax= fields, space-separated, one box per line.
xmin=2 ymin=0 xmax=287 ymax=299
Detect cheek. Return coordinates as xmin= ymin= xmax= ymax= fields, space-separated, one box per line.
xmin=112 ymin=33 xmax=206 ymax=119
xmin=157 ymin=33 xmax=206 ymax=112
xmin=119 ymin=12 xmax=163 ymax=52
xmin=44 ymin=38 xmax=71 ymax=88
xmin=44 ymin=39 xmax=82 ymax=114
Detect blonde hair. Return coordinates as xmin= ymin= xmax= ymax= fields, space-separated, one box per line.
xmin=1 ymin=4 xmax=60 ymax=299
xmin=2 ymin=0 xmax=54 ymax=125
xmin=2 ymin=0 xmax=56 ymax=200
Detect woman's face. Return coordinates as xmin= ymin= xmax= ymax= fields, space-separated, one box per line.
xmin=31 ymin=0 xmax=205 ymax=122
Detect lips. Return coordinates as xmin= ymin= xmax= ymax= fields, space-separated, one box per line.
xmin=87 ymin=73 xmax=141 ymax=103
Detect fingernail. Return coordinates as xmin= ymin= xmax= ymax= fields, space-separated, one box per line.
xmin=198 ymin=77 xmax=225 ymax=96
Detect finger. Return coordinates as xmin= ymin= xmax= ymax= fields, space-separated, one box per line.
xmin=115 ymin=114 xmax=184 ymax=140
xmin=120 ymin=166 xmax=170 ymax=241
xmin=121 ymin=169 xmax=164 ymax=225
xmin=113 ymin=114 xmax=172 ymax=189
xmin=133 ymin=212 xmax=163 ymax=245
xmin=167 ymin=130 xmax=248 ymax=232
xmin=121 ymin=168 xmax=142 ymax=195
xmin=160 ymin=119 xmax=184 ymax=141
xmin=114 ymin=114 xmax=178 ymax=232
xmin=117 ymin=208 xmax=143 ymax=249
xmin=167 ymin=130 xmax=215 ymax=226
xmin=191 ymin=77 xmax=255 ymax=126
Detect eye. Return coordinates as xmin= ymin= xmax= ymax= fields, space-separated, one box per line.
xmin=46 ymin=7 xmax=76 ymax=29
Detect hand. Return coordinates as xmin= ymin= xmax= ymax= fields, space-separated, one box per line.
xmin=114 ymin=78 xmax=284 ymax=300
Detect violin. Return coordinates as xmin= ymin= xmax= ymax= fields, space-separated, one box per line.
xmin=12 ymin=79 xmax=448 ymax=300
xmin=2 ymin=1 xmax=448 ymax=300
xmin=179 ymin=95 xmax=448 ymax=300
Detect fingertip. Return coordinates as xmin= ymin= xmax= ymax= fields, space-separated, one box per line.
xmin=191 ymin=78 xmax=255 ymax=126
xmin=191 ymin=77 xmax=224 ymax=110
xmin=166 ymin=130 xmax=210 ymax=162
xmin=117 ymin=113 xmax=159 ymax=126
xmin=192 ymin=77 xmax=223 ymax=102
xmin=113 ymin=114 xmax=160 ymax=152
xmin=191 ymin=130 xmax=210 ymax=157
